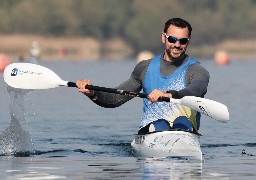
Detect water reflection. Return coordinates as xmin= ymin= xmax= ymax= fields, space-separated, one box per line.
xmin=141 ymin=158 xmax=202 ymax=180
xmin=0 ymin=156 xmax=66 ymax=179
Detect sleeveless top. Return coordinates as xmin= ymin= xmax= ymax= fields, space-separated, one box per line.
xmin=140 ymin=55 xmax=200 ymax=131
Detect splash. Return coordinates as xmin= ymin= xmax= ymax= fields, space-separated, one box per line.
xmin=0 ymin=86 xmax=35 ymax=156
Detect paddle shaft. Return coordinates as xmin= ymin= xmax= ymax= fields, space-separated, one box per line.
xmin=67 ymin=82 xmax=170 ymax=102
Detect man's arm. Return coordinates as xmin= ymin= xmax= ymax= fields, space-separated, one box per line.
xmin=91 ymin=77 xmax=142 ymax=108
xmin=90 ymin=60 xmax=151 ymax=107
xmin=167 ymin=63 xmax=210 ymax=98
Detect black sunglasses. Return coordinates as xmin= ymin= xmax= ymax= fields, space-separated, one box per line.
xmin=164 ymin=33 xmax=190 ymax=45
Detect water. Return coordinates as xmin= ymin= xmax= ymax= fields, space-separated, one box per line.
xmin=0 ymin=59 xmax=256 ymax=179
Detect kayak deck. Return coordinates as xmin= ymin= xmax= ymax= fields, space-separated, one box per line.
xmin=131 ymin=130 xmax=202 ymax=160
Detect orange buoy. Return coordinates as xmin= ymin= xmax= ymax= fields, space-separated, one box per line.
xmin=0 ymin=54 xmax=10 ymax=73
xmin=214 ymin=50 xmax=230 ymax=65
xmin=136 ymin=50 xmax=154 ymax=63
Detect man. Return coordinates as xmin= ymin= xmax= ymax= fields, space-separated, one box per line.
xmin=76 ymin=18 xmax=209 ymax=134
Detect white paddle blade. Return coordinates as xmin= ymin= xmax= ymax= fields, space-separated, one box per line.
xmin=3 ymin=63 xmax=68 ymax=89
xmin=169 ymin=96 xmax=229 ymax=123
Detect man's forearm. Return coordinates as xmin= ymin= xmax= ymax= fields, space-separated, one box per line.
xmin=89 ymin=77 xmax=142 ymax=108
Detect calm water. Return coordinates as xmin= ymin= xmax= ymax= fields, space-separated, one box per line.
xmin=0 ymin=59 xmax=256 ymax=179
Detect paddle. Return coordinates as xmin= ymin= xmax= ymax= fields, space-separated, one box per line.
xmin=3 ymin=63 xmax=229 ymax=123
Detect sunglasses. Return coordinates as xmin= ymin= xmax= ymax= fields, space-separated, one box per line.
xmin=164 ymin=33 xmax=190 ymax=45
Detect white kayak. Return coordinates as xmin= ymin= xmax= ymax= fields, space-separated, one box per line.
xmin=131 ymin=130 xmax=202 ymax=160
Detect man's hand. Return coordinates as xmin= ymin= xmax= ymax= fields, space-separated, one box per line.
xmin=76 ymin=79 xmax=94 ymax=97
xmin=148 ymin=89 xmax=172 ymax=104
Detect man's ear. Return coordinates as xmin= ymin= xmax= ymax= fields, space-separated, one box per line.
xmin=161 ymin=33 xmax=166 ymax=43
xmin=187 ymin=36 xmax=191 ymax=45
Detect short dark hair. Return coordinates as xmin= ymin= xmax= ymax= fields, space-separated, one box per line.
xmin=164 ymin=18 xmax=192 ymax=37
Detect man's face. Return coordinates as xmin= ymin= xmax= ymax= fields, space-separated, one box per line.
xmin=162 ymin=25 xmax=190 ymax=61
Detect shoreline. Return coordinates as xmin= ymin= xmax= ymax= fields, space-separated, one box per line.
xmin=0 ymin=34 xmax=255 ymax=62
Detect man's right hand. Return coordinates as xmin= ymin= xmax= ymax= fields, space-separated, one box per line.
xmin=76 ymin=79 xmax=95 ymax=97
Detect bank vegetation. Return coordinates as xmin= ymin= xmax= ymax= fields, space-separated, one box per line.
xmin=0 ymin=0 xmax=256 ymax=60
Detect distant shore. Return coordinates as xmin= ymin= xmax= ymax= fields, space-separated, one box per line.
xmin=0 ymin=34 xmax=255 ymax=62
xmin=0 ymin=34 xmax=133 ymax=62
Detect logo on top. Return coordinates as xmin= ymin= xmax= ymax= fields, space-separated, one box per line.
xmin=11 ymin=68 xmax=18 ymax=76
xmin=10 ymin=67 xmax=43 ymax=76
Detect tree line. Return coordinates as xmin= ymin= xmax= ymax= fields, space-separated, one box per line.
xmin=0 ymin=0 xmax=256 ymax=55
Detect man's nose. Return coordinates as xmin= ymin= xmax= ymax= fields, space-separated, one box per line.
xmin=173 ymin=40 xmax=181 ymax=46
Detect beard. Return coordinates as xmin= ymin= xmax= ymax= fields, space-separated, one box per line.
xmin=166 ymin=46 xmax=186 ymax=62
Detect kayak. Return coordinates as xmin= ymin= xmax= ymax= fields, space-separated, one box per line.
xmin=131 ymin=130 xmax=202 ymax=160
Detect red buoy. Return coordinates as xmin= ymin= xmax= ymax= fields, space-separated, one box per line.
xmin=0 ymin=54 xmax=10 ymax=73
